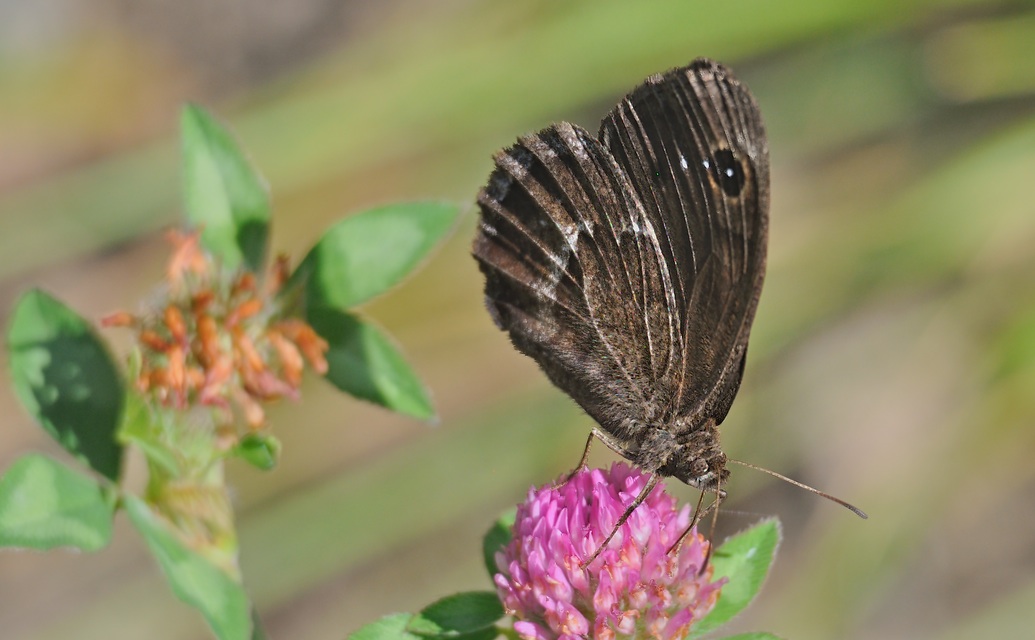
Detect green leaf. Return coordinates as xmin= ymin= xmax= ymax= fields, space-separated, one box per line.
xmin=250 ymin=607 xmax=268 ymax=640
xmin=181 ymin=104 xmax=270 ymax=272
xmin=407 ymin=592 xmax=503 ymax=637
xmin=0 ymin=453 xmax=115 ymax=551
xmin=412 ymin=628 xmax=496 ymax=640
xmin=689 ymin=519 xmax=782 ymax=638
xmin=295 ymin=201 xmax=459 ymax=309
xmin=481 ymin=509 xmax=515 ymax=578
xmin=125 ymin=496 xmax=252 ymax=640
xmin=307 ymin=307 xmax=434 ymax=420
xmin=234 ymin=433 xmax=281 ymax=471
xmin=349 ymin=613 xmax=422 ymax=640
xmin=6 ymin=289 xmax=125 ymax=481
xmin=718 ymin=633 xmax=786 ymax=640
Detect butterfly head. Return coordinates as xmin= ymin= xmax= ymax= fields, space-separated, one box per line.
xmin=665 ymin=450 xmax=729 ymax=496
xmin=659 ymin=420 xmax=730 ymax=495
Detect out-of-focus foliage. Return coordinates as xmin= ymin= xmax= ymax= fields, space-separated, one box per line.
xmin=1 ymin=1 xmax=1034 ymax=639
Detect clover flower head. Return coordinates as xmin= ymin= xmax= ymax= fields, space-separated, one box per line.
xmin=103 ymin=229 xmax=328 ymax=430
xmin=495 ymin=463 xmax=724 ymax=640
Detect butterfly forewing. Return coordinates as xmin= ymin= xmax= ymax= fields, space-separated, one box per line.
xmin=474 ymin=58 xmax=769 ymax=478
xmin=599 ymin=59 xmax=769 ymax=428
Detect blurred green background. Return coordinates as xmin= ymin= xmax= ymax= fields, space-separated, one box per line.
xmin=2 ymin=1 xmax=1034 ymax=638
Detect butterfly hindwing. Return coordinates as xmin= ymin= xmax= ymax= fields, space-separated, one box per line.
xmin=475 ymin=121 xmax=678 ymax=447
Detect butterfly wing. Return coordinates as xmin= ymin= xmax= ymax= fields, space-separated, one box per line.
xmin=473 ymin=58 xmax=768 ymax=456
xmin=599 ymin=59 xmax=769 ymax=430
xmin=473 ymin=122 xmax=672 ymax=449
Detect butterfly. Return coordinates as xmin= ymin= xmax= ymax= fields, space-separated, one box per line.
xmin=473 ymin=58 xmax=860 ymax=563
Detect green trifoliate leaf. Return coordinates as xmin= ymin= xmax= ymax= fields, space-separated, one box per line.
xmin=481 ymin=509 xmax=515 ymax=578
xmin=349 ymin=613 xmax=422 ymax=640
xmin=125 ymin=496 xmax=252 ymax=640
xmin=294 ymin=201 xmax=459 ymax=309
xmin=0 ymin=453 xmax=115 ymax=551
xmin=689 ymin=518 xmax=781 ymax=638
xmin=307 ymin=307 xmax=434 ymax=420
xmin=181 ymin=103 xmax=270 ymax=272
xmin=7 ymin=289 xmax=124 ymax=481
xmin=407 ymin=592 xmax=504 ymax=637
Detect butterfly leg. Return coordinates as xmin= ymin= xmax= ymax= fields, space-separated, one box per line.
xmin=555 ymin=430 xmax=598 ymax=487
xmin=667 ymin=482 xmax=725 ymax=575
xmin=580 ymin=473 xmax=660 ymax=568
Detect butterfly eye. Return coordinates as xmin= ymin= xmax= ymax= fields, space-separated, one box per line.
xmin=690 ymin=458 xmax=709 ymax=477
xmin=704 ymin=148 xmax=746 ymax=197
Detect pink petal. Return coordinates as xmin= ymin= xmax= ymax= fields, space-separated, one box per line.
xmin=513 ymin=621 xmax=551 ymax=640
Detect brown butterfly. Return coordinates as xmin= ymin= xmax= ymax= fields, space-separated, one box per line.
xmin=473 ymin=58 xmax=863 ymax=564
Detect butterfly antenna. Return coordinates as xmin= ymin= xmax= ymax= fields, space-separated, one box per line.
xmin=729 ymin=458 xmax=868 ymax=519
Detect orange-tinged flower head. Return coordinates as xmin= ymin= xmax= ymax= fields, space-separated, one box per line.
xmin=104 ymin=230 xmax=328 ymax=430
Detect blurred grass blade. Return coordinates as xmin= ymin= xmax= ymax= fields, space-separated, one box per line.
xmin=125 ymin=496 xmax=252 ymax=640
xmin=6 ymin=289 xmax=125 ymax=481
xmin=294 ymin=202 xmax=459 ymax=310
xmin=182 ymin=104 xmax=270 ymax=272
xmin=0 ymin=453 xmax=115 ymax=551
xmin=689 ymin=519 xmax=782 ymax=638
xmin=307 ymin=306 xmax=434 ymax=420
